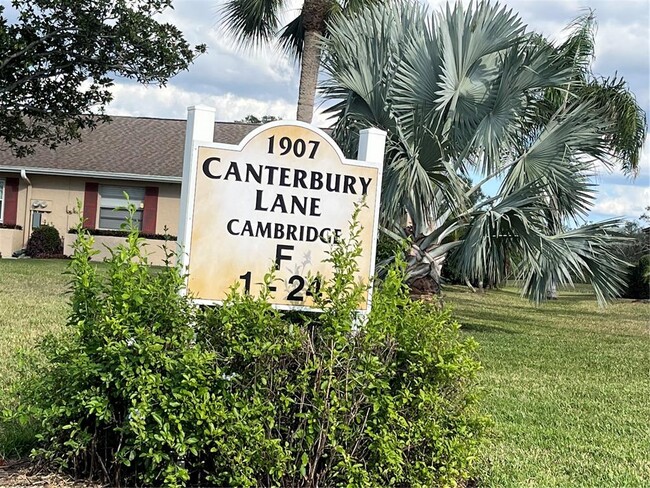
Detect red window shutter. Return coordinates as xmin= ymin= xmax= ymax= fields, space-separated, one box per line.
xmin=3 ymin=177 xmax=19 ymax=226
xmin=82 ymin=182 xmax=99 ymax=229
xmin=142 ymin=186 xmax=159 ymax=234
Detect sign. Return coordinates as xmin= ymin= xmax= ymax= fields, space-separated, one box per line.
xmin=178 ymin=107 xmax=385 ymax=311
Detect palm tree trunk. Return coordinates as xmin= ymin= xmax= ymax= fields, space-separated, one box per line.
xmin=296 ymin=0 xmax=331 ymax=122
xmin=296 ymin=30 xmax=320 ymax=122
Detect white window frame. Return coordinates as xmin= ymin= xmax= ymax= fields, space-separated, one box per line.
xmin=98 ymin=185 xmax=145 ymax=231
xmin=0 ymin=178 xmax=5 ymax=224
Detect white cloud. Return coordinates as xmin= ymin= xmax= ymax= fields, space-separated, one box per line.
xmin=592 ymin=184 xmax=650 ymax=218
xmin=589 ymin=135 xmax=649 ymax=220
xmin=107 ymin=82 xmax=335 ymax=127
xmin=107 ymin=83 xmax=296 ymax=122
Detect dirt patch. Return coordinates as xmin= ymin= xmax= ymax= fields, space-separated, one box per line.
xmin=0 ymin=459 xmax=102 ymax=488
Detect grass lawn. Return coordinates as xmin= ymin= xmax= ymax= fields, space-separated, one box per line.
xmin=0 ymin=260 xmax=69 ymax=391
xmin=0 ymin=259 xmax=71 ymax=457
xmin=443 ymin=285 xmax=650 ymax=487
xmin=0 ymin=259 xmax=648 ymax=487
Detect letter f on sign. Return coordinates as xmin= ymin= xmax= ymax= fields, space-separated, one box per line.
xmin=275 ymin=244 xmax=294 ymax=270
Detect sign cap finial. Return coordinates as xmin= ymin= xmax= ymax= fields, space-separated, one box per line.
xmin=358 ymin=127 xmax=387 ymax=165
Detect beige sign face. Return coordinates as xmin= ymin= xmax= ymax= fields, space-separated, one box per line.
xmin=183 ymin=122 xmax=381 ymax=311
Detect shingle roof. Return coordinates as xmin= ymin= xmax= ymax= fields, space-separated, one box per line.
xmin=0 ymin=116 xmax=260 ymax=180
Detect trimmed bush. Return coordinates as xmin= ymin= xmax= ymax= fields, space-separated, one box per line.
xmin=67 ymin=227 xmax=176 ymax=241
xmin=25 ymin=225 xmax=63 ymax=257
xmin=0 ymin=223 xmax=22 ymax=230
xmin=625 ymin=255 xmax=650 ymax=299
xmin=15 ymin=211 xmax=487 ymax=487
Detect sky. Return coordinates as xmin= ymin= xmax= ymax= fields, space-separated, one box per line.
xmin=102 ymin=0 xmax=650 ymax=223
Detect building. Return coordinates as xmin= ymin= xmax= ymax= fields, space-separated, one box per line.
xmin=0 ymin=116 xmax=258 ymax=262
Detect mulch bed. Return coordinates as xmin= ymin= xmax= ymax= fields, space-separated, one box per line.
xmin=0 ymin=459 xmax=102 ymax=488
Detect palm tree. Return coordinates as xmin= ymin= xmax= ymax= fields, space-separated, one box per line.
xmin=541 ymin=11 xmax=647 ymax=175
xmin=219 ymin=0 xmax=382 ymax=122
xmin=320 ymin=1 xmax=646 ymax=304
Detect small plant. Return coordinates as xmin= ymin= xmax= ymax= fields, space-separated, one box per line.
xmin=25 ymin=225 xmax=63 ymax=257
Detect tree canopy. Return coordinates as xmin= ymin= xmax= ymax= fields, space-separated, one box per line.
xmin=0 ymin=0 xmax=206 ymax=157
xmin=321 ymin=0 xmax=646 ymax=304
xmin=218 ymin=0 xmax=383 ymax=122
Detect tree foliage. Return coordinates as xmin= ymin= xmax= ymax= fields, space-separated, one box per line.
xmin=617 ymin=208 xmax=650 ymax=299
xmin=321 ymin=0 xmax=645 ymax=304
xmin=218 ymin=0 xmax=384 ymax=122
xmin=539 ymin=11 xmax=647 ymax=175
xmin=0 ymin=0 xmax=206 ymax=157
xmin=235 ymin=114 xmax=281 ymax=124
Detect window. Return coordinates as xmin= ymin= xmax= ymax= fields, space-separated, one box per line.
xmin=31 ymin=210 xmax=43 ymax=230
xmin=0 ymin=179 xmax=4 ymax=223
xmin=98 ymin=185 xmax=145 ymax=230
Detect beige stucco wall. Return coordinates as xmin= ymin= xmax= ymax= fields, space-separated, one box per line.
xmin=0 ymin=228 xmax=23 ymax=258
xmin=63 ymin=233 xmax=176 ymax=266
xmin=0 ymin=173 xmax=181 ymax=257
xmin=155 ymin=183 xmax=181 ymax=235
xmin=28 ymin=174 xmax=86 ymax=236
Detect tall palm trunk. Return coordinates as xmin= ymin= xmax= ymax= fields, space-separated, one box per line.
xmin=296 ymin=0 xmax=330 ymax=122
xmin=296 ymin=30 xmax=320 ymax=122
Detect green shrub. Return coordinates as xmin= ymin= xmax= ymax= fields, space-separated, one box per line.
xmin=0 ymin=222 xmax=22 ymax=230
xmin=375 ymin=231 xmax=405 ymax=264
xmin=625 ymin=255 xmax=650 ymax=299
xmin=67 ymin=227 xmax=177 ymax=241
xmin=25 ymin=225 xmax=63 ymax=257
xmin=15 ymin=207 xmax=487 ymax=487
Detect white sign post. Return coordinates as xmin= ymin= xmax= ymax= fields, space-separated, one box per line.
xmin=178 ymin=106 xmax=386 ymax=312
